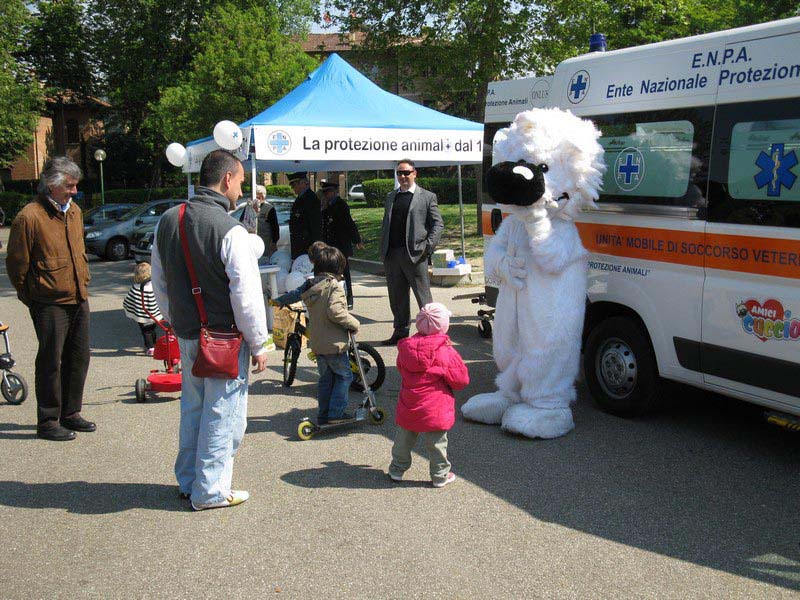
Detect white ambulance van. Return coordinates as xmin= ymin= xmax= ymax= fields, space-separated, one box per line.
xmin=482 ymin=18 xmax=800 ymax=420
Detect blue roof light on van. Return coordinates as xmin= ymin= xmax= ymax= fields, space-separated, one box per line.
xmin=589 ymin=33 xmax=607 ymax=52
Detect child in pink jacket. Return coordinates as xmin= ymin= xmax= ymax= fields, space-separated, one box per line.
xmin=388 ymin=302 xmax=469 ymax=487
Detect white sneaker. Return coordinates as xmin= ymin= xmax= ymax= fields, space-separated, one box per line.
xmin=432 ymin=472 xmax=456 ymax=488
xmin=388 ymin=472 xmax=403 ymax=482
xmin=191 ymin=490 xmax=250 ymax=511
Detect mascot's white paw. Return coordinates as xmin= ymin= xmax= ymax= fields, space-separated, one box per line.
xmin=501 ymin=403 xmax=574 ymax=439
xmin=461 ymin=392 xmax=512 ymax=425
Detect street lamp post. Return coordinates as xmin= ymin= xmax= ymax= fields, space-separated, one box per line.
xmin=94 ymin=148 xmax=107 ymax=205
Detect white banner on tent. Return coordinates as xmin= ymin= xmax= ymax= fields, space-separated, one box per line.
xmin=184 ymin=127 xmax=251 ymax=172
xmin=253 ymin=126 xmax=483 ymax=164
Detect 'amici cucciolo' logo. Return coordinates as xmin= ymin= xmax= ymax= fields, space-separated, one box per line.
xmin=736 ymin=298 xmax=800 ymax=342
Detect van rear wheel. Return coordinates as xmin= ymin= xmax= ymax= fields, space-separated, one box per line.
xmin=584 ymin=316 xmax=661 ymax=417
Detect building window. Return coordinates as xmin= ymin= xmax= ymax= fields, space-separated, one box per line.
xmin=66 ymin=119 xmax=80 ymax=145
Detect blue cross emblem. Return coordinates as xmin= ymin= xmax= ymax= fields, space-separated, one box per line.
xmin=618 ymin=154 xmax=639 ymax=184
xmin=269 ymin=131 xmax=291 ymax=155
xmin=614 ymin=148 xmax=645 ymax=191
xmin=754 ymin=143 xmax=797 ymax=197
xmin=568 ymin=71 xmax=590 ymax=104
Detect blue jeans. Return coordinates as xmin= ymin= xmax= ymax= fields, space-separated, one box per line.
xmin=174 ymin=337 xmax=250 ymax=506
xmin=316 ymin=352 xmax=353 ymax=422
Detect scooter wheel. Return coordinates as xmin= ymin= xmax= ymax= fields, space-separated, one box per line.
xmin=135 ymin=378 xmax=147 ymax=403
xmin=368 ymin=407 xmax=386 ymax=425
xmin=478 ymin=318 xmax=492 ymax=339
xmin=297 ymin=420 xmax=316 ymax=441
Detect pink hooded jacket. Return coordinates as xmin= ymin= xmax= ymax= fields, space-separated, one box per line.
xmin=395 ymin=333 xmax=470 ymax=432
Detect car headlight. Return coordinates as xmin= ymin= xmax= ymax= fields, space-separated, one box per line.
xmin=85 ymin=231 xmax=101 ymax=239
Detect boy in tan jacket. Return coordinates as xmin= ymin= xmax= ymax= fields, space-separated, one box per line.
xmin=275 ymin=242 xmax=359 ymax=423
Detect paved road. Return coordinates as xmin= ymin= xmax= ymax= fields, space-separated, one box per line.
xmin=1 ymin=228 xmax=798 ymax=598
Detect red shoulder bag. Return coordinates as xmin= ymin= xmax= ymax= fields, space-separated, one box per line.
xmin=179 ymin=204 xmax=243 ymax=379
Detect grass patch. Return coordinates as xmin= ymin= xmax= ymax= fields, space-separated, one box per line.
xmin=350 ymin=203 xmax=484 ymax=268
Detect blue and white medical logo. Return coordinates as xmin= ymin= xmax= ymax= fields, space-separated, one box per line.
xmin=754 ymin=142 xmax=797 ymax=197
xmin=614 ymin=147 xmax=645 ymax=191
xmin=268 ymin=130 xmax=291 ymax=156
xmin=568 ymin=70 xmax=590 ymax=104
xmin=531 ymin=78 xmax=550 ymax=105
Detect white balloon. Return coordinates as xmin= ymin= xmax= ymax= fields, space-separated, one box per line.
xmin=165 ymin=142 xmax=187 ymax=167
xmin=248 ymin=234 xmax=265 ymax=259
xmin=213 ymin=120 xmax=242 ymax=151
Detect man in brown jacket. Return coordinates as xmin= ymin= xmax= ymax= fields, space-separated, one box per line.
xmin=6 ymin=157 xmax=95 ymax=441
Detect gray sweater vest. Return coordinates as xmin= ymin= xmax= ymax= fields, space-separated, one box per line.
xmin=156 ymin=188 xmax=242 ymax=338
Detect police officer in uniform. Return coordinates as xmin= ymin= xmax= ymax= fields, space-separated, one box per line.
xmin=287 ymin=172 xmax=322 ymax=259
xmin=320 ymin=180 xmax=363 ymax=309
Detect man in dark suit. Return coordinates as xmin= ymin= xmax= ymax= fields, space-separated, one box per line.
xmin=320 ymin=180 xmax=363 ymax=309
xmin=287 ymin=172 xmax=322 ymax=259
xmin=379 ymin=159 xmax=444 ymax=345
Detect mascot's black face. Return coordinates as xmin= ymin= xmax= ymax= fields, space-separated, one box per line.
xmin=486 ymin=160 xmax=548 ymax=207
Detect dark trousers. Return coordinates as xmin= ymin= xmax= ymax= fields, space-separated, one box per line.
xmin=383 ymin=247 xmax=432 ymax=333
xmin=343 ymin=260 xmax=354 ymax=307
xmin=29 ymin=301 xmax=91 ymax=429
xmin=138 ymin=322 xmax=158 ymax=349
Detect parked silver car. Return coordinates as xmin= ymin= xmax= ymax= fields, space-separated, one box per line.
xmin=133 ymin=197 xmax=292 ymax=263
xmin=83 ymin=203 xmax=138 ymax=231
xmin=84 ymin=198 xmax=184 ymax=261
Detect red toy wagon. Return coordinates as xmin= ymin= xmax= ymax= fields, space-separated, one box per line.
xmin=133 ymin=289 xmax=181 ymax=403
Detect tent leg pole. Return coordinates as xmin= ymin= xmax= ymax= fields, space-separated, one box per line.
xmin=458 ymin=165 xmax=465 ymax=260
xmin=187 ymin=172 xmax=191 ymax=199
xmin=251 ymin=157 xmax=257 ymax=199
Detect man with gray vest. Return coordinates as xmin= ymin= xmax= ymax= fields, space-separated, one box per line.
xmin=151 ymin=149 xmax=269 ymax=511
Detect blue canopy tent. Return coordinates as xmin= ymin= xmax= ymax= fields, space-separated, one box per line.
xmin=182 ymin=53 xmax=484 ymax=257
xmin=183 ymin=53 xmax=484 ymax=173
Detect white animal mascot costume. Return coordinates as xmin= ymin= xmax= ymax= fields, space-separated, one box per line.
xmin=461 ymin=108 xmax=605 ymax=439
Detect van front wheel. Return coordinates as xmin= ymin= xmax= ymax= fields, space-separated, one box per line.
xmin=584 ymin=316 xmax=661 ymax=417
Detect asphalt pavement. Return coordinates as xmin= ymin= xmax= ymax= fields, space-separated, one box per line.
xmin=1 ymin=227 xmax=799 ymax=598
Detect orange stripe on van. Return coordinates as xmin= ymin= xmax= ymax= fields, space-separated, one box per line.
xmin=576 ymin=223 xmax=800 ymax=279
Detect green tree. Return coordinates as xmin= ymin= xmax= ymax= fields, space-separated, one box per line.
xmin=150 ymin=1 xmax=317 ymax=144
xmin=324 ymin=0 xmax=543 ymax=123
xmin=541 ymin=1 xmax=800 ymax=60
xmin=89 ymin=0 xmax=317 ymax=137
xmin=25 ymin=0 xmax=98 ymax=95
xmin=84 ymin=0 xmax=316 ymax=187
xmin=0 ymin=1 xmax=42 ymax=178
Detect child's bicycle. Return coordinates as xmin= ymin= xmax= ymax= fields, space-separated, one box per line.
xmin=0 ymin=322 xmax=28 ymax=405
xmin=277 ymin=303 xmax=386 ymax=393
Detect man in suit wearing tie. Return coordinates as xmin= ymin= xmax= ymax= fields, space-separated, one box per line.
xmin=380 ymin=159 xmax=444 ymax=345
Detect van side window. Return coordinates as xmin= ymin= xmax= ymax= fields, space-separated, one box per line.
xmin=591 ymin=108 xmax=712 ymax=208
xmin=709 ymin=99 xmax=800 ymax=228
